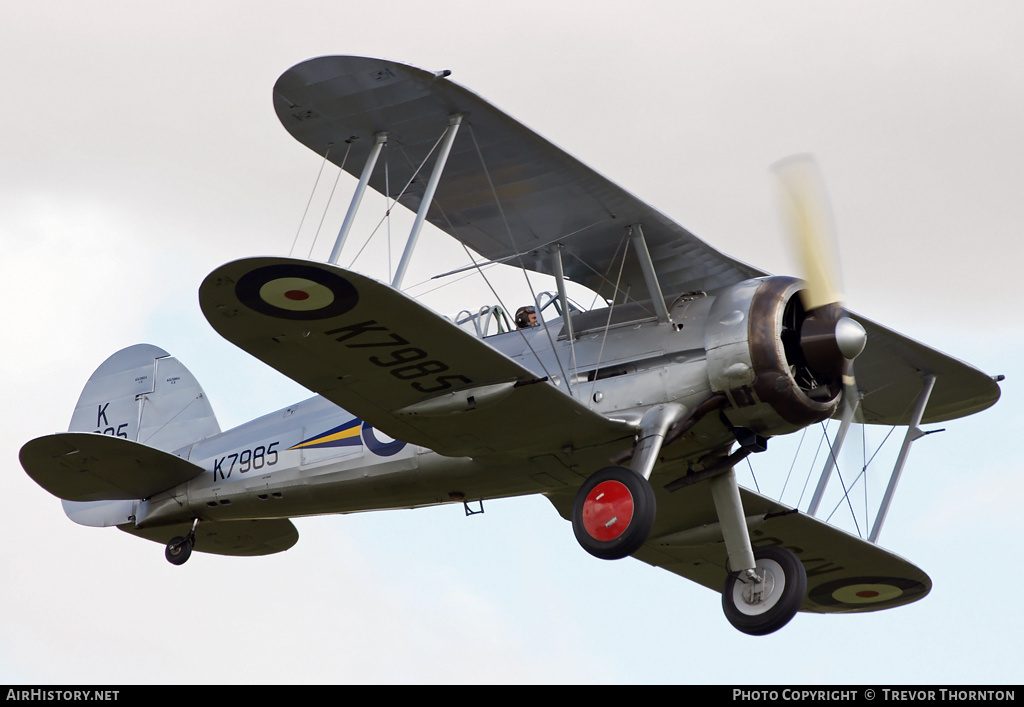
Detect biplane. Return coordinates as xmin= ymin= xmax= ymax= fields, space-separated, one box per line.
xmin=20 ymin=56 xmax=1001 ymax=635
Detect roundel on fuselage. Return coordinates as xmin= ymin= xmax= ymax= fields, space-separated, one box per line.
xmin=360 ymin=423 xmax=407 ymax=457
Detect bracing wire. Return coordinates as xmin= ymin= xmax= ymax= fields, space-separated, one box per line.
xmin=464 ymin=123 xmax=573 ymax=394
xmin=817 ymin=391 xmax=913 ymax=533
xmin=384 ymin=142 xmax=392 ymax=281
xmin=822 ymin=428 xmax=862 ymax=537
xmin=289 ymin=142 xmax=338 ymax=258
xmin=308 ymin=166 xmax=346 ymax=260
xmin=862 ymin=420 xmax=869 ymax=535
xmin=778 ymin=426 xmax=808 ymax=500
xmin=346 ymin=127 xmax=450 ymax=271
xmin=821 ymin=421 xmax=901 ymax=535
xmin=444 ymin=217 xmax=559 ymax=386
xmin=407 ymin=259 xmax=502 ymax=298
xmin=587 ymin=237 xmax=630 ymax=408
xmin=566 ymin=246 xmax=652 ymax=314
xmin=796 ymin=422 xmax=830 ymax=509
xmin=745 ymin=456 xmax=760 ymax=494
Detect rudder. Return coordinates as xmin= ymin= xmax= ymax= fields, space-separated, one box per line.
xmin=68 ymin=343 xmax=220 ymax=453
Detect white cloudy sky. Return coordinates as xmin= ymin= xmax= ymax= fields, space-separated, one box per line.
xmin=1 ymin=1 xmax=1021 ymax=684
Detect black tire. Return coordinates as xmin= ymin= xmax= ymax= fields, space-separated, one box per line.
xmin=572 ymin=465 xmax=656 ymax=560
xmin=722 ymin=545 xmax=807 ymax=635
xmin=165 ymin=536 xmax=193 ymax=566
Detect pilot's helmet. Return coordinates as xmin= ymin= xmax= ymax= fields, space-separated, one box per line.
xmin=515 ymin=306 xmax=537 ymax=328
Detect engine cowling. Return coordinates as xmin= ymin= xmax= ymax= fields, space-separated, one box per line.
xmin=704 ymin=276 xmax=846 ymax=436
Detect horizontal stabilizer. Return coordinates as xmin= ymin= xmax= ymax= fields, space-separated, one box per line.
xmin=20 ymin=432 xmax=204 ymax=502
xmin=122 ymin=518 xmax=299 ymax=557
xmin=62 ymin=498 xmax=135 ymax=528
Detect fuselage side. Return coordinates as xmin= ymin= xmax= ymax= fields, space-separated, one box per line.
xmin=140 ymin=291 xmax=740 ymax=529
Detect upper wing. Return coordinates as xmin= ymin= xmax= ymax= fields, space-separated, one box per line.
xmin=199 ymin=257 xmax=635 ymax=458
xmin=851 ymin=315 xmax=1000 ymax=424
xmin=547 ymin=480 xmax=931 ymax=615
xmin=273 ymin=55 xmax=764 ymax=301
xmin=273 ymin=55 xmax=1000 ymax=425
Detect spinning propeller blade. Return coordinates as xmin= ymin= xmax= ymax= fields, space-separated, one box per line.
xmin=773 ymin=155 xmax=866 ymax=416
xmin=774 ymin=156 xmax=843 ymax=312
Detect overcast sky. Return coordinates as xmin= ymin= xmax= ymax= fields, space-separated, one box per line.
xmin=2 ymin=1 xmax=1020 ymax=684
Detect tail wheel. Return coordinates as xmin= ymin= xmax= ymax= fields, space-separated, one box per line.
xmin=165 ymin=536 xmax=193 ymax=566
xmin=722 ymin=545 xmax=807 ymax=635
xmin=572 ymin=466 xmax=656 ymax=560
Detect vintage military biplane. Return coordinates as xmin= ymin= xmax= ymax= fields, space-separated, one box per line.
xmin=21 ymin=56 xmax=1001 ymax=635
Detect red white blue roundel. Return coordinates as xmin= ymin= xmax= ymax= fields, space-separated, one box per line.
xmin=361 ymin=423 xmax=406 ymax=457
xmin=235 ymin=263 xmax=358 ymax=320
xmin=259 ymin=276 xmax=336 ymax=312
xmin=808 ymin=576 xmax=928 ymax=610
xmin=288 ymin=418 xmax=406 ymax=457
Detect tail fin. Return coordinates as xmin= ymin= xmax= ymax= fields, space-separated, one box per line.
xmin=68 ymin=343 xmax=220 ymax=453
xmin=53 ymin=344 xmax=219 ymax=528
xmin=25 ymin=345 xmax=300 ymax=557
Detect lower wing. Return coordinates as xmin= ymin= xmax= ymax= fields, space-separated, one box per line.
xmin=123 ymin=519 xmax=299 ymax=557
xmin=199 ymin=257 xmax=635 ymax=459
xmin=548 ymin=480 xmax=929 ymax=614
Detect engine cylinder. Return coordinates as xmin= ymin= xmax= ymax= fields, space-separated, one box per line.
xmin=704 ymin=276 xmax=840 ymax=436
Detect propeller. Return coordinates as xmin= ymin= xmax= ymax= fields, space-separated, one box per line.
xmin=773 ymin=155 xmax=866 ymax=418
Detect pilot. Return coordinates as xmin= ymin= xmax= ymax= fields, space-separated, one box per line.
xmin=514 ymin=305 xmax=538 ymax=328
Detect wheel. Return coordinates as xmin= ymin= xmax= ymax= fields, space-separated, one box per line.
xmin=572 ymin=465 xmax=656 ymax=560
xmin=165 ymin=536 xmax=193 ymax=566
xmin=722 ymin=545 xmax=807 ymax=635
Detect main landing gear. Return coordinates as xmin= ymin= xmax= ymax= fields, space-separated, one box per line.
xmin=165 ymin=519 xmax=199 ymax=566
xmin=572 ymin=465 xmax=656 ymax=560
xmin=722 ymin=545 xmax=806 ymax=635
xmin=570 ymin=402 xmax=807 ymax=634
xmin=571 ymin=404 xmax=685 ymax=561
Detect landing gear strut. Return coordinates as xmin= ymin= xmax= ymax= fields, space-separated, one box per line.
xmin=571 ymin=405 xmax=690 ymax=560
xmin=722 ymin=545 xmax=806 ymax=635
xmin=572 ymin=465 xmax=655 ymax=560
xmin=165 ymin=519 xmax=198 ymax=566
xmin=165 ymin=536 xmax=193 ymax=565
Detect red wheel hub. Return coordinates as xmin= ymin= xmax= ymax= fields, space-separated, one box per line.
xmin=581 ymin=480 xmax=634 ymax=541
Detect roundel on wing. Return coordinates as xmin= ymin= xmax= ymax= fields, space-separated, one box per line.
xmin=808 ymin=576 xmax=928 ymax=610
xmin=235 ymin=263 xmax=358 ymax=320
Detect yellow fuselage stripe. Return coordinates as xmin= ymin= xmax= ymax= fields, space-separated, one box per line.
xmin=289 ymin=426 xmax=361 ymax=449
